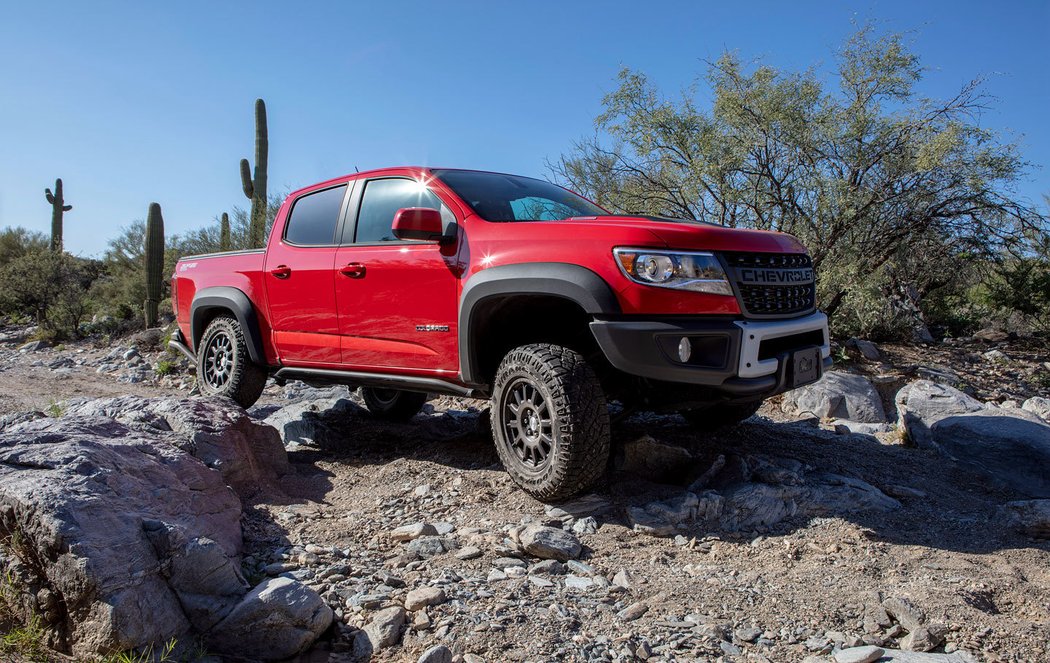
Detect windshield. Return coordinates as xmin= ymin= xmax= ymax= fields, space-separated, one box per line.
xmin=433 ymin=169 xmax=606 ymax=221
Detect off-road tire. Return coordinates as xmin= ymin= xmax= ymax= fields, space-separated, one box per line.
xmin=361 ymin=387 xmax=427 ymax=422
xmin=196 ymin=315 xmax=267 ymax=408
xmin=491 ymin=343 xmax=610 ymax=501
xmin=681 ymin=399 xmax=763 ymax=431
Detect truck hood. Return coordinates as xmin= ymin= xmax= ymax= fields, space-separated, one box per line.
xmin=561 ymin=215 xmax=808 ymax=254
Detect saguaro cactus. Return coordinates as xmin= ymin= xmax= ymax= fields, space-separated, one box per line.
xmin=44 ymin=178 xmax=72 ymax=252
xmin=239 ymin=98 xmax=268 ymax=249
xmin=219 ymin=212 xmax=232 ymax=251
xmin=143 ymin=203 xmax=165 ymax=328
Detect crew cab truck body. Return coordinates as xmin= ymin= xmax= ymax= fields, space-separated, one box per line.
xmin=171 ymin=167 xmax=831 ymax=500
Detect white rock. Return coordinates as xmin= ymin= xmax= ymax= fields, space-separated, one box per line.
xmin=404 ymin=586 xmax=446 ymax=611
xmin=418 ymin=645 xmax=453 ymax=663
xmin=563 ymin=575 xmax=594 ymax=590
xmin=391 ymin=522 xmax=439 ymax=542
xmin=1022 ymin=396 xmax=1050 ymax=422
xmin=519 ymin=524 xmax=581 ymax=561
xmin=617 ymin=601 xmax=649 ymax=621
xmin=782 ymin=371 xmax=887 ymax=423
xmin=571 ymin=516 xmax=598 ymax=535
xmin=833 ymin=646 xmax=884 ymax=663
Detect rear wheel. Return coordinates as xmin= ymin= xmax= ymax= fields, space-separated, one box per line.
xmin=196 ymin=315 xmax=267 ymax=408
xmin=491 ymin=343 xmax=610 ymax=501
xmin=681 ymin=400 xmax=763 ymax=431
xmin=361 ymin=387 xmax=427 ymax=422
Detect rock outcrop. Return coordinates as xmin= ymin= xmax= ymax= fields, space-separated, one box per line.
xmin=0 ymin=397 xmax=326 ymax=660
xmin=895 ymin=380 xmax=985 ymax=447
xmin=895 ymin=381 xmax=1050 ymax=497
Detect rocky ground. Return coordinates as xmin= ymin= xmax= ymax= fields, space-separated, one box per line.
xmin=0 ymin=325 xmax=1048 ymax=663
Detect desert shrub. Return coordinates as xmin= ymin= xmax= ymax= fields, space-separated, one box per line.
xmin=90 ymin=195 xmax=284 ymax=323
xmin=0 ymin=227 xmax=48 ymax=266
xmin=0 ymin=249 xmax=100 ymax=340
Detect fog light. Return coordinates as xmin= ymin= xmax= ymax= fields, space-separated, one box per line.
xmin=678 ymin=337 xmax=692 ymax=363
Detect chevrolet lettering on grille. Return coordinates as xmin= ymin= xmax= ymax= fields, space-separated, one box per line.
xmin=737 ymin=268 xmax=814 ymax=285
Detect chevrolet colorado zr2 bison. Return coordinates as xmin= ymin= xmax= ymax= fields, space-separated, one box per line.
xmin=170 ymin=167 xmax=831 ymax=500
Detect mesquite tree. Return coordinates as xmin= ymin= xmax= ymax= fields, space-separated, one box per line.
xmin=240 ymin=98 xmax=269 ymax=249
xmin=554 ymin=26 xmax=1047 ymax=335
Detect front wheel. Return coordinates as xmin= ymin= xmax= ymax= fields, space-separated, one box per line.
xmin=196 ymin=315 xmax=267 ymax=408
xmin=360 ymin=387 xmax=427 ymax=421
xmin=491 ymin=343 xmax=610 ymax=502
xmin=680 ymin=399 xmax=763 ymax=431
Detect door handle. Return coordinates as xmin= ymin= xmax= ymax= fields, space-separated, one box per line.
xmin=340 ymin=262 xmax=366 ymax=278
xmin=270 ymin=265 xmax=291 ymax=279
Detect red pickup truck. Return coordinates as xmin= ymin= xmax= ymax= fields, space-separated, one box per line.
xmin=171 ymin=167 xmax=830 ymax=500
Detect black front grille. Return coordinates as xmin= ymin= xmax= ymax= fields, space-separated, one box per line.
xmin=722 ymin=252 xmax=816 ymax=317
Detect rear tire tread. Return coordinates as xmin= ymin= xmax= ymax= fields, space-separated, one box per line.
xmin=196 ymin=315 xmax=267 ymax=408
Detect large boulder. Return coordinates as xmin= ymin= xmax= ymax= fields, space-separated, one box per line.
xmin=929 ymin=412 xmax=1050 ymax=498
xmin=262 ymin=387 xmax=364 ymax=448
xmin=64 ymin=396 xmax=290 ymax=497
xmin=0 ymin=415 xmax=244 ymax=656
xmin=206 ymin=577 xmax=333 ymax=659
xmin=0 ymin=397 xmax=324 ymax=660
xmin=781 ymin=372 xmax=887 ymax=423
xmin=894 ymin=380 xmax=985 ymax=447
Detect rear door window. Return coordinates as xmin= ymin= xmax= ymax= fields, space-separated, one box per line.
xmin=284 ymin=185 xmax=347 ymax=246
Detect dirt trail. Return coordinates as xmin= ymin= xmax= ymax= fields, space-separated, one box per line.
xmin=2 ymin=334 xmax=1049 ymax=662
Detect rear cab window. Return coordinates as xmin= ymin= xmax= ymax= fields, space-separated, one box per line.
xmin=284 ymin=185 xmax=348 ymax=246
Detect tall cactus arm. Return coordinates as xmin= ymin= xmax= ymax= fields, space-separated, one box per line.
xmin=45 ymin=188 xmax=55 ymax=204
xmin=240 ymin=159 xmax=254 ymax=198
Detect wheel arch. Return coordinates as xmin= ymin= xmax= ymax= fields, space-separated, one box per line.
xmin=458 ymin=263 xmax=620 ymax=386
xmin=190 ymin=286 xmax=267 ymax=366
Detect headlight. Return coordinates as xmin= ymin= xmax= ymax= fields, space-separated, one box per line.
xmin=614 ymin=248 xmax=734 ymax=296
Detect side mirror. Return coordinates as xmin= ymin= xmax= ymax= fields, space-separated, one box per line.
xmin=392 ymin=207 xmax=447 ymax=242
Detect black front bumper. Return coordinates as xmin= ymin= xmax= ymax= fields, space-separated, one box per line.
xmin=589 ymin=316 xmax=832 ymax=399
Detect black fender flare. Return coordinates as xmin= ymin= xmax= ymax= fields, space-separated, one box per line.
xmin=190 ymin=286 xmax=267 ymax=366
xmin=458 ymin=262 xmax=620 ymax=385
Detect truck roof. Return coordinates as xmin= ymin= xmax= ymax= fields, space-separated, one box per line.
xmin=285 ymin=166 xmax=550 ymax=200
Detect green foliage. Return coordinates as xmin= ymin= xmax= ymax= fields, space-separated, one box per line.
xmin=0 ymin=249 xmax=100 ymax=339
xmin=240 ymin=98 xmax=269 ymax=249
xmin=89 ymin=196 xmax=281 ymax=324
xmin=0 ymin=613 xmax=47 ymax=661
xmin=43 ymin=178 xmax=72 ymax=253
xmin=554 ymin=24 xmax=1049 ymax=340
xmin=143 ymin=203 xmax=165 ymax=328
xmin=154 ymin=359 xmax=176 ymax=376
xmin=0 ymin=227 xmax=48 ymax=265
xmin=97 ymin=637 xmax=178 ymax=663
xmin=45 ymin=399 xmax=63 ymax=417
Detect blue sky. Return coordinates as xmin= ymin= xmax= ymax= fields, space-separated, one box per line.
xmin=1 ymin=1 xmax=1047 ymax=256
